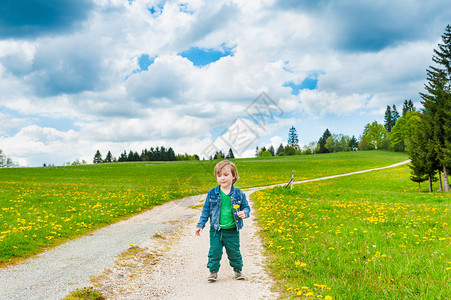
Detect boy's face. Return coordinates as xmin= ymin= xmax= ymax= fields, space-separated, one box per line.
xmin=216 ymin=165 xmax=234 ymax=190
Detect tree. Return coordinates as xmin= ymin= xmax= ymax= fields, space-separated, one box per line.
xmin=402 ymin=99 xmax=415 ymax=117
xmin=419 ymin=25 xmax=451 ymax=192
xmin=260 ymin=150 xmax=272 ymax=157
xmin=317 ymin=129 xmax=332 ymax=153
xmin=268 ymin=145 xmax=275 ymax=156
xmin=0 ymin=149 xmax=14 ymax=168
xmin=361 ymin=121 xmax=387 ymax=150
xmin=226 ymin=148 xmax=235 ymax=159
xmin=384 ymin=105 xmax=400 ymax=132
xmin=118 ymin=151 xmax=127 ymax=162
xmin=276 ymin=144 xmax=285 ymax=156
xmin=408 ymin=116 xmax=439 ymax=192
xmin=104 ymin=151 xmax=113 ymax=163
xmin=384 ymin=105 xmax=393 ymax=132
xmin=304 ymin=142 xmax=317 ymax=154
xmin=284 ymin=146 xmax=297 ymax=156
xmin=420 ymin=68 xmax=450 ymax=191
xmin=214 ymin=151 xmax=225 ymax=160
xmin=93 ymin=150 xmax=103 ymax=164
xmin=358 ymin=138 xmax=372 ymax=151
xmin=288 ymin=126 xmax=299 ymax=148
xmin=391 ymin=105 xmax=400 ymax=128
xmin=348 ymin=135 xmax=358 ymax=150
xmin=391 ymin=111 xmax=422 ymax=152
xmin=325 ymin=136 xmax=337 ymax=153
xmin=431 ymin=25 xmax=451 ymax=191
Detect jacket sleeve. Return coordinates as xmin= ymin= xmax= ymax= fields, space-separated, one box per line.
xmin=196 ymin=193 xmax=211 ymax=229
xmin=241 ymin=191 xmax=251 ymax=218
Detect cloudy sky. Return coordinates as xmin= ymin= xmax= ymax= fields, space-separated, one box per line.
xmin=0 ymin=0 xmax=450 ymax=167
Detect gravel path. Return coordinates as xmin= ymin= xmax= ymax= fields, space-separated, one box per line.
xmin=92 ymin=190 xmax=278 ymax=300
xmin=0 ymin=161 xmax=410 ymax=300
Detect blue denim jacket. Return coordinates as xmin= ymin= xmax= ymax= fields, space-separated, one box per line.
xmin=196 ymin=185 xmax=250 ymax=231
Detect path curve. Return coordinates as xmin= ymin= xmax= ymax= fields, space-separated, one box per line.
xmin=0 ymin=160 xmax=410 ymax=300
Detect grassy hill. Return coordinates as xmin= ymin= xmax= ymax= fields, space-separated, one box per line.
xmin=0 ymin=151 xmax=408 ymax=266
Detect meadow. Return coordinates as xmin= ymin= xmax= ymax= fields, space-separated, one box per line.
xmin=252 ymin=164 xmax=450 ymax=299
xmin=0 ymin=151 xmax=408 ymax=266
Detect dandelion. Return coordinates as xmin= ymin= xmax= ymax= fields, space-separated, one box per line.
xmin=325 ymin=296 xmax=333 ymax=300
xmin=233 ymin=204 xmax=240 ymax=210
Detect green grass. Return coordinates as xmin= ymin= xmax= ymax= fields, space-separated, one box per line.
xmin=0 ymin=151 xmax=407 ymax=266
xmin=62 ymin=287 xmax=105 ymax=300
xmin=252 ymin=164 xmax=450 ymax=299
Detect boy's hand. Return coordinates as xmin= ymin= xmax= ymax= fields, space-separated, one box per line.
xmin=237 ymin=211 xmax=246 ymax=219
xmin=195 ymin=228 xmax=202 ymax=236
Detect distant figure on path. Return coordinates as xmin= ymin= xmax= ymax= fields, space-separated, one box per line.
xmin=195 ymin=160 xmax=251 ymax=282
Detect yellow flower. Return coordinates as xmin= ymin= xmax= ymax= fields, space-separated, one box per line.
xmin=233 ymin=204 xmax=240 ymax=209
xmin=325 ymin=296 xmax=333 ymax=300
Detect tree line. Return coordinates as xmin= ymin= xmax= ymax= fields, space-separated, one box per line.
xmin=93 ymin=146 xmax=199 ymax=163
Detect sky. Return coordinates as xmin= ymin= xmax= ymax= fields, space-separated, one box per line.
xmin=0 ymin=0 xmax=450 ymax=167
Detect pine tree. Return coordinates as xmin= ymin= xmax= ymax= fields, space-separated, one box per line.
xmin=276 ymin=144 xmax=284 ymax=156
xmin=268 ymin=145 xmax=275 ymax=156
xmin=348 ymin=135 xmax=358 ymax=150
xmin=167 ymin=147 xmax=177 ymax=161
xmin=402 ymin=99 xmax=415 ymax=116
xmin=391 ymin=105 xmax=400 ymax=129
xmin=419 ymin=25 xmax=451 ymax=191
xmin=105 ymin=151 xmax=113 ymax=163
xmin=93 ymin=150 xmax=103 ymax=164
xmin=384 ymin=105 xmax=393 ymax=132
xmin=118 ymin=150 xmax=127 ymax=162
xmin=318 ymin=129 xmax=332 ymax=153
xmin=408 ymin=116 xmax=439 ymax=192
xmin=226 ymin=148 xmax=235 ymax=159
xmin=288 ymin=126 xmax=299 ymax=148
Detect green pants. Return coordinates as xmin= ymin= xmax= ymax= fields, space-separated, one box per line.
xmin=207 ymin=227 xmax=243 ymax=272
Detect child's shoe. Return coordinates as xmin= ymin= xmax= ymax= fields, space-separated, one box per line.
xmin=208 ymin=271 xmax=218 ymax=282
xmin=234 ymin=270 xmax=245 ymax=280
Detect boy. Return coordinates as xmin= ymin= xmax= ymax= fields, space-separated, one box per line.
xmin=195 ymin=160 xmax=250 ymax=282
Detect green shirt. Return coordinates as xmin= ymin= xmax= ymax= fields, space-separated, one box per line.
xmin=219 ymin=190 xmax=236 ymax=229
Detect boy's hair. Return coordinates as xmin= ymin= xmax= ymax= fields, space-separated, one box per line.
xmin=214 ymin=160 xmax=239 ymax=184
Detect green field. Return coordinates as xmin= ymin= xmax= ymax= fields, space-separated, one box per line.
xmin=0 ymin=151 xmax=408 ymax=266
xmin=252 ymin=164 xmax=450 ymax=299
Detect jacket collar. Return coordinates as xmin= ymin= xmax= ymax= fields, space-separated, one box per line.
xmin=214 ymin=184 xmax=235 ymax=195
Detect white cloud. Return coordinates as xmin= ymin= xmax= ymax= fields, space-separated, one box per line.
xmin=0 ymin=0 xmax=449 ymax=166
xmin=298 ymin=90 xmax=369 ymax=117
xmin=0 ymin=125 xmax=79 ymax=166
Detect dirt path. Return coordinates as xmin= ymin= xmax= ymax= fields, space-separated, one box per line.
xmin=0 ymin=160 xmax=410 ymax=300
xmin=93 ymin=190 xmax=278 ymax=300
